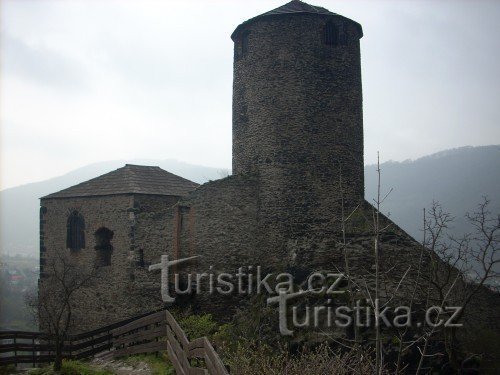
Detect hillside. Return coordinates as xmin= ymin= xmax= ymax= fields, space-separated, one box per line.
xmin=365 ymin=145 xmax=500 ymax=242
xmin=0 ymin=145 xmax=498 ymax=257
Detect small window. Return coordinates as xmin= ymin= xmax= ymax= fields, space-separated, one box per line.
xmin=324 ymin=21 xmax=347 ymax=47
xmin=241 ymin=31 xmax=249 ymax=55
xmin=94 ymin=227 xmax=114 ymax=266
xmin=235 ymin=30 xmax=250 ymax=60
xmin=138 ymin=248 xmax=145 ymax=268
xmin=67 ymin=211 xmax=85 ymax=250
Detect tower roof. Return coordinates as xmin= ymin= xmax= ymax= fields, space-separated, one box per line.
xmin=42 ymin=164 xmax=199 ymax=199
xmin=231 ymin=0 xmax=362 ymax=40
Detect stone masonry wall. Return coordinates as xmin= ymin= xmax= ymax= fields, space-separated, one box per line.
xmin=40 ymin=193 xmax=182 ymax=332
xmin=40 ymin=195 xmax=135 ymax=332
xmin=128 ymin=194 xmax=180 ymax=316
xmin=231 ymin=13 xmax=364 ymax=273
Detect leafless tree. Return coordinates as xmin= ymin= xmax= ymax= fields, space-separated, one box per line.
xmin=26 ymin=251 xmax=97 ymax=371
xmin=415 ymin=197 xmax=499 ymax=372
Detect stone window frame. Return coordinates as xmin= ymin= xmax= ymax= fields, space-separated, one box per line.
xmin=94 ymin=227 xmax=114 ymax=267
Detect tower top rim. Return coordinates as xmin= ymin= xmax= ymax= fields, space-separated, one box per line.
xmin=231 ymin=0 xmax=363 ymax=41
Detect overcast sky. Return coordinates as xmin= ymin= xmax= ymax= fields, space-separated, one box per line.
xmin=1 ymin=0 xmax=499 ymax=189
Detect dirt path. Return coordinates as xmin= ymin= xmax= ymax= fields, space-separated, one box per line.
xmin=89 ymin=357 xmax=153 ymax=375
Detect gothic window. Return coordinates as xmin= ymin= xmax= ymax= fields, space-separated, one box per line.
xmin=94 ymin=227 xmax=114 ymax=266
xmin=324 ymin=21 xmax=347 ymax=47
xmin=67 ymin=211 xmax=85 ymax=250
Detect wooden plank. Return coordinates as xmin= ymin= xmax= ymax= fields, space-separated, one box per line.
xmin=0 ymin=342 xmax=54 ymax=353
xmin=70 ymin=310 xmax=157 ymax=340
xmin=188 ymin=347 xmax=207 ymax=359
xmin=74 ymin=342 xmax=113 ymax=360
xmin=113 ymin=323 xmax=166 ymax=346
xmin=187 ymin=337 xmax=206 ymax=351
xmin=167 ymin=341 xmax=186 ymax=375
xmin=189 ymin=368 xmax=208 ymax=375
xmin=203 ymin=338 xmax=228 ymax=375
xmin=69 ymin=333 xmax=111 ymax=351
xmin=165 ymin=311 xmax=189 ymax=349
xmin=0 ymin=331 xmax=50 ymax=340
xmin=167 ymin=327 xmax=190 ymax=373
xmin=205 ymin=353 xmax=217 ymax=375
xmin=112 ymin=311 xmax=165 ymax=337
xmin=0 ymin=354 xmax=55 ymax=365
xmin=113 ymin=340 xmax=167 ymax=358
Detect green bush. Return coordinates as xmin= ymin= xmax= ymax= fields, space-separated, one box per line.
xmin=179 ymin=314 xmax=218 ymax=340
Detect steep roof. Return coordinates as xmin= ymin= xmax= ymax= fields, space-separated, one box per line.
xmin=43 ymin=164 xmax=199 ymax=199
xmin=260 ymin=0 xmax=334 ymax=17
xmin=231 ymin=0 xmax=362 ymax=40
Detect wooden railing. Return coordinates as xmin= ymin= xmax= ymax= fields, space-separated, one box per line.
xmin=0 ymin=310 xmax=229 ymax=375
xmin=165 ymin=311 xmax=228 ymax=375
xmin=0 ymin=311 xmax=152 ymax=366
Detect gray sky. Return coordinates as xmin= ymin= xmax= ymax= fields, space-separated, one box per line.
xmin=1 ymin=0 xmax=499 ymax=189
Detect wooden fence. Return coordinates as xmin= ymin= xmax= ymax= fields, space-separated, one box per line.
xmin=0 ymin=310 xmax=228 ymax=375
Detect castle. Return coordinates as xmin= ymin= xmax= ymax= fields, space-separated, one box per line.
xmin=39 ymin=0 xmax=498 ymax=335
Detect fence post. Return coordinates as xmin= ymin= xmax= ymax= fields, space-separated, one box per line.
xmin=32 ymin=336 xmax=35 ymax=368
xmin=107 ymin=329 xmax=111 ymax=351
xmin=13 ymin=332 xmax=17 ymax=367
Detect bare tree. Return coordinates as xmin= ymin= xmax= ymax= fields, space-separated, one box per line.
xmin=26 ymin=251 xmax=97 ymax=371
xmin=416 ymin=197 xmax=499 ymax=372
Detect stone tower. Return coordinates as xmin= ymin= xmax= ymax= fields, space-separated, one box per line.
xmin=231 ymin=1 xmax=364 ymax=251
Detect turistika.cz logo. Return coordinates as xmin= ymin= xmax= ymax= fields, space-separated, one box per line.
xmin=149 ymin=255 xmax=462 ymax=335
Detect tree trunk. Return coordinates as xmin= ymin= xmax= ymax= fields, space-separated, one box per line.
xmin=53 ymin=338 xmax=63 ymax=371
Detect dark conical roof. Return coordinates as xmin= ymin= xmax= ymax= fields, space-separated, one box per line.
xmin=260 ymin=0 xmax=335 ymax=17
xmin=231 ymin=0 xmax=362 ymax=40
xmin=43 ymin=164 xmax=199 ymax=199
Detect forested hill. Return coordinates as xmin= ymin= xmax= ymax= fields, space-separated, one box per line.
xmin=365 ymin=145 xmax=500 ymax=242
xmin=1 ymin=145 xmax=498 ymax=257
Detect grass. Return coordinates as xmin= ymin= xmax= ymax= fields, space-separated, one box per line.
xmin=126 ymin=353 xmax=174 ymax=375
xmin=28 ymin=360 xmax=113 ymax=375
xmin=0 ymin=365 xmax=17 ymax=375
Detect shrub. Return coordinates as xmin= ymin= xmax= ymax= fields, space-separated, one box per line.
xmin=224 ymin=342 xmax=383 ymax=375
xmin=179 ymin=314 xmax=218 ymax=340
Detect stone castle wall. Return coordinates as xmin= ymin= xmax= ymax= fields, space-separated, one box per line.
xmin=40 ymin=194 xmax=180 ymax=331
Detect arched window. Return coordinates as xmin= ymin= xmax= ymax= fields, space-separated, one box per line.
xmin=67 ymin=211 xmax=85 ymax=250
xmin=94 ymin=227 xmax=114 ymax=266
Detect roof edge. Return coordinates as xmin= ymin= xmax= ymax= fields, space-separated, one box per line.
xmin=40 ymin=190 xmax=197 ymax=200
xmin=231 ymin=11 xmax=362 ymax=41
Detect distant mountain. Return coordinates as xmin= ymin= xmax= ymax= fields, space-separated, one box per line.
xmin=365 ymin=145 xmax=500 ymax=242
xmin=0 ymin=146 xmax=498 ymax=257
xmin=0 ymin=159 xmax=229 ymax=256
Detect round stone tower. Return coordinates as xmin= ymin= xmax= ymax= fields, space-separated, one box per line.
xmin=232 ymin=0 xmax=363 ymax=194
xmin=232 ymin=1 xmax=364 ymax=266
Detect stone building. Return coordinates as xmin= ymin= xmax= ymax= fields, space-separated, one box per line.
xmin=40 ymin=0 xmax=499 ymax=335
xmin=40 ymin=164 xmax=198 ymax=329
